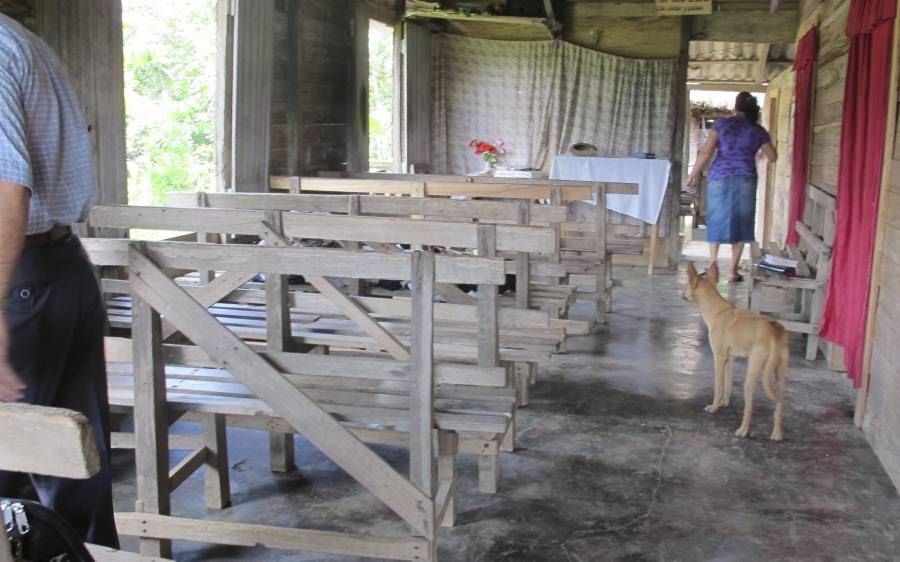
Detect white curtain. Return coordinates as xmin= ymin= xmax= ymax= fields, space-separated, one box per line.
xmin=431 ymin=35 xmax=679 ymax=234
xmin=431 ymin=35 xmax=677 ymax=174
xmin=432 ymin=35 xmax=559 ymax=175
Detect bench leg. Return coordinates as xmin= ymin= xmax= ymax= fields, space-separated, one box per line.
xmin=436 ymin=431 xmax=457 ymax=528
xmin=269 ymin=432 xmax=296 ymax=473
xmin=806 ymin=334 xmax=819 ymax=361
xmin=501 ymin=416 xmax=515 ymax=453
xmin=203 ymin=413 xmax=231 ymax=509
xmin=605 ymin=262 xmax=614 ymax=313
xmin=514 ymin=363 xmax=530 ymax=407
xmin=478 ymin=453 xmax=500 ymax=494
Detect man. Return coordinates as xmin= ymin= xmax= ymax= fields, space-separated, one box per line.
xmin=0 ymin=13 xmax=118 ymax=548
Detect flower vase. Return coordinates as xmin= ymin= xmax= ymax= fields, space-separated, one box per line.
xmin=481 ymin=160 xmax=494 ymax=176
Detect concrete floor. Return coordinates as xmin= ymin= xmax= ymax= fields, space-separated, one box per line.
xmin=112 ymin=264 xmax=900 ymax=561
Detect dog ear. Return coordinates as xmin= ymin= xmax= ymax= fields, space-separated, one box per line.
xmin=687 ymin=262 xmax=699 ymax=287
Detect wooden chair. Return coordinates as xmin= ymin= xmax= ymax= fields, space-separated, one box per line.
xmin=0 ymin=403 xmax=174 ymax=562
xmin=750 ymin=184 xmax=839 ymax=363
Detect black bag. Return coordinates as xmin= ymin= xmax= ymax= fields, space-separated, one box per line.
xmin=2 ymin=499 xmax=94 ymax=562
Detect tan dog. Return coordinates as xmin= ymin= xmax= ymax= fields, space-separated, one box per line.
xmin=683 ymin=262 xmax=789 ymax=441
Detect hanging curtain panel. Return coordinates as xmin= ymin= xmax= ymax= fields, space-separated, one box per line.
xmin=431 ymin=35 xmax=559 ymax=175
xmin=785 ymin=28 xmax=818 ymax=248
xmin=820 ymin=0 xmax=897 ymax=386
xmin=550 ymin=42 xmax=676 ymax=161
xmin=431 ymin=35 xmax=676 ymax=176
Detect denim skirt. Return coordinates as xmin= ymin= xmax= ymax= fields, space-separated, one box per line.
xmin=706 ymin=175 xmax=757 ymax=244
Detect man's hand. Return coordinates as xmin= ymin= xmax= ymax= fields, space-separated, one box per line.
xmin=0 ymin=312 xmax=24 ymax=401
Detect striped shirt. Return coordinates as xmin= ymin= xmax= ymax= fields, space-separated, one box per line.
xmin=0 ymin=14 xmax=96 ymax=235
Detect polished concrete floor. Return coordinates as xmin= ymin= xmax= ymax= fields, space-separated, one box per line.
xmin=112 ymin=263 xmax=900 ymax=561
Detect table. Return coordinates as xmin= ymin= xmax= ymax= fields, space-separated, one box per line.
xmin=550 ymin=156 xmax=672 ymax=274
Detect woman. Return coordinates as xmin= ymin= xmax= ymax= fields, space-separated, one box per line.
xmin=687 ymin=92 xmax=777 ymax=282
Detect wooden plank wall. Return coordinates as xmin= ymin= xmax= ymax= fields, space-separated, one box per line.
xmin=232 ymin=0 xmax=274 ymax=193
xmin=31 ymin=0 xmax=128 ymax=208
xmin=405 ymin=22 xmax=433 ymax=173
xmin=805 ymin=0 xmax=851 ymax=196
xmin=563 ymin=1 xmax=683 ymax=59
xmin=765 ymin=68 xmax=797 ymax=247
xmin=866 ymin=75 xmax=900 ymax=494
xmin=269 ymin=0 xmax=354 ymax=176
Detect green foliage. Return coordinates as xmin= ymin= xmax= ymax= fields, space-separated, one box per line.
xmin=123 ymin=0 xmax=216 ymax=206
xmin=368 ymin=22 xmax=394 ymax=169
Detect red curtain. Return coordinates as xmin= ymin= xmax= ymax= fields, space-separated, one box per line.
xmin=820 ymin=0 xmax=897 ymax=386
xmin=785 ymin=29 xmax=818 ymax=247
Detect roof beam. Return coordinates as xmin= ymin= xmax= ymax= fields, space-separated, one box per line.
xmin=691 ymin=9 xmax=797 ymax=43
xmin=755 ymin=43 xmax=772 ymax=84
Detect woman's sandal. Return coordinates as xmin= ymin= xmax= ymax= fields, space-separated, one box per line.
xmin=729 ymin=273 xmax=744 ymax=283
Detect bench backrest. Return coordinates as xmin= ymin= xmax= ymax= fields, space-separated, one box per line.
xmin=793 ymin=183 xmax=836 ymax=279
xmin=0 ymin=403 xmax=100 ymax=479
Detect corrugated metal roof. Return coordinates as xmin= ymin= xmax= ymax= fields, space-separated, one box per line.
xmin=689 ymin=40 xmax=794 ymax=85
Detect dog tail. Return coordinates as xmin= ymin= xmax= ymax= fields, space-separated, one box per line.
xmin=762 ymin=322 xmax=789 ymax=403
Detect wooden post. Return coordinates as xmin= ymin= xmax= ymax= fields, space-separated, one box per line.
xmin=348 ymin=2 xmax=369 ymax=173
xmin=130 ymin=290 xmax=172 ymax=558
xmin=196 ymin=192 xmax=213 ymax=283
xmin=476 ymin=225 xmax=500 ymax=368
xmin=647 ymin=222 xmax=660 ymax=276
xmin=203 ymin=413 xmax=231 ymax=510
xmin=215 ymin=0 xmax=235 ymax=191
xmin=345 ymin=195 xmax=363 ymax=296
xmin=409 ymin=251 xmax=437 ymax=554
xmin=550 ymin=186 xmax=563 ymax=268
xmin=231 ymin=0 xmax=274 ymax=192
xmin=594 ymin=184 xmax=608 ymax=324
xmin=856 ymin=8 xmax=900 ymax=428
xmin=264 ymin=210 xmax=296 ymax=472
xmin=516 ymin=200 xmax=531 ymax=310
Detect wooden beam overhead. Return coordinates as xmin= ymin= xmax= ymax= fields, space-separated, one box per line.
xmin=691 ymin=9 xmax=798 ymax=43
xmin=755 ymin=43 xmax=771 ymax=84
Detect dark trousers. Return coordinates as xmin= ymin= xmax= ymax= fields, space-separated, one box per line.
xmin=0 ymin=235 xmax=119 ymax=548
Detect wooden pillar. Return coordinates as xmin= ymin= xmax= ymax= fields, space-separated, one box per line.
xmin=516 ymin=200 xmax=531 ymax=309
xmin=215 ymin=0 xmax=235 ymax=191
xmin=594 ymin=184 xmax=608 ymax=324
xmin=404 ymin=22 xmax=433 ymax=173
xmin=349 ymin=2 xmax=369 ymax=173
xmin=231 ymin=0 xmax=274 ymax=192
xmin=667 ymin=17 xmax=692 ymax=269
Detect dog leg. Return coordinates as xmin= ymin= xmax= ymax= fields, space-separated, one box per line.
xmin=736 ymin=353 xmax=763 ymax=438
xmin=771 ymin=361 xmax=787 ymax=441
xmin=705 ymin=353 xmax=727 ymax=414
xmin=722 ymin=356 xmax=734 ymax=408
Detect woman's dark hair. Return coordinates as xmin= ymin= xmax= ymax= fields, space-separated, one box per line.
xmin=735 ymin=91 xmax=761 ymax=124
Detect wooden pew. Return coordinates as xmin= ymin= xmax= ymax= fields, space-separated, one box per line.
xmin=166 ymin=190 xmax=581 ymax=319
xmin=89 ymin=204 xmax=574 ymax=483
xmin=0 ymin=403 xmax=173 ymax=562
xmin=275 ymin=174 xmax=643 ymax=322
xmin=81 ymin=238 xmax=506 ymax=559
xmin=750 ymin=183 xmax=842 ymax=366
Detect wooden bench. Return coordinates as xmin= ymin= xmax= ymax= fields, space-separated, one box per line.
xmin=91 ymin=202 xmax=578 ymax=394
xmin=277 ymin=174 xmax=641 ymax=322
xmin=0 ymin=403 xmax=173 ymax=562
xmin=750 ymin=183 xmax=843 ymax=367
xmin=81 ymin=237 xmax=507 ymax=559
xmin=165 ymin=190 xmax=581 ymax=319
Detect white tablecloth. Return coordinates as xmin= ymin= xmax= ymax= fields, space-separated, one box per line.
xmin=550 ymin=156 xmax=672 ymax=224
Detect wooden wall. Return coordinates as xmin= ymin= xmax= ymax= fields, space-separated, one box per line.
xmin=804 ymin=0 xmax=851 ymax=196
xmin=0 ymin=0 xmax=128 ymax=208
xmin=867 ymin=118 xmax=900 ymax=493
xmin=269 ymin=0 xmax=355 ymax=176
xmin=563 ymin=2 xmax=683 ymax=59
xmin=765 ymin=69 xmax=796 ymax=247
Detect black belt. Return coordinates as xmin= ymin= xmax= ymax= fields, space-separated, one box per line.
xmin=23 ymin=226 xmax=72 ymax=249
